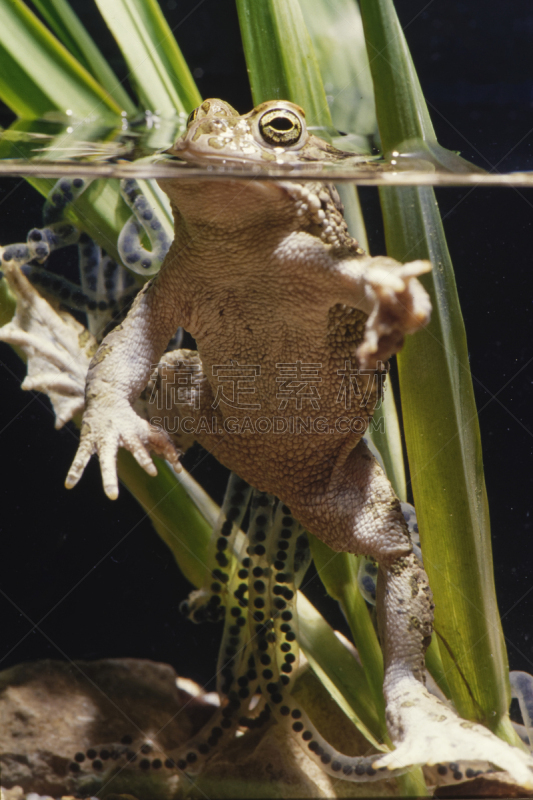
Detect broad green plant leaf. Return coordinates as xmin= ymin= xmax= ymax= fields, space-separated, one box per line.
xmin=358 ymin=0 xmax=483 ymax=173
xmin=94 ymin=0 xmax=201 ymax=116
xmin=359 ymin=0 xmax=519 ymax=746
xmin=0 ymin=279 xmax=16 ymax=328
xmin=236 ymin=0 xmax=329 ymax=129
xmin=309 ymin=536 xmax=386 ymax=734
xmin=117 ymin=454 xmax=215 ymax=590
xmin=30 ymin=0 xmax=136 ymax=113
xmin=299 ymin=0 xmax=376 ymax=142
xmin=369 ymin=388 xmax=406 ymax=501
xmin=298 ymin=598 xmax=385 ymax=750
xmin=0 ymin=0 xmax=124 ymax=119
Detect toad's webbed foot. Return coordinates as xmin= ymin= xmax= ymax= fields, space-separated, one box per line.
xmin=377 ymin=672 xmax=533 ymax=785
xmin=0 ymin=257 xmax=97 ymax=427
xmin=375 ymin=550 xmax=533 ymax=785
xmin=67 ymin=342 xmax=196 ymax=498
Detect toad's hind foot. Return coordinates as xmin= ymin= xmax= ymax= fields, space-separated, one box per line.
xmin=376 ymin=675 xmax=533 ymax=788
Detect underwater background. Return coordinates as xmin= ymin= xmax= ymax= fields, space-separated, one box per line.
xmin=1 ymin=0 xmax=532 ymax=701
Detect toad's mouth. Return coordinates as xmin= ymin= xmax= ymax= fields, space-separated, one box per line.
xmin=167 ymin=137 xmax=381 ymax=173
xmin=168 ymin=141 xmax=301 ymax=170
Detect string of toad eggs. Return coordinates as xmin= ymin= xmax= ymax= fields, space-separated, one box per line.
xmin=168 ymin=474 xmax=402 ymax=782
xmin=0 ymin=177 xmax=170 ymax=342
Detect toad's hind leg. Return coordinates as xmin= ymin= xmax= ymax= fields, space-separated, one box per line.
xmin=339 ymin=442 xmax=533 ymax=783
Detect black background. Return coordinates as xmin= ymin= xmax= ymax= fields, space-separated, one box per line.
xmin=1 ymin=0 xmax=533 ymax=694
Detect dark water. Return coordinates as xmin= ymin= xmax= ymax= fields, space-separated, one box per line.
xmin=1 ymin=0 xmax=532 ymax=699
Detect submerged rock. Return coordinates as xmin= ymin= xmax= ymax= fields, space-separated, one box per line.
xmin=0 ymin=658 xmax=207 ymax=798
xmin=0 ymin=658 xmax=399 ymax=799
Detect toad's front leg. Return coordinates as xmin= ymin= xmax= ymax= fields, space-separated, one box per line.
xmin=325 ymin=254 xmax=432 ymax=369
xmin=65 ymin=259 xmax=184 ymax=499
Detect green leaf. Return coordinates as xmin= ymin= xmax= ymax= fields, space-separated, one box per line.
xmin=0 ymin=0 xmax=124 ymax=118
xmin=359 ymin=0 xmax=434 ymax=151
xmin=298 ymin=594 xmax=385 ymax=749
xmin=309 ymin=536 xmax=387 ymax=736
xmin=94 ymin=0 xmax=201 ymax=116
xmin=299 ymin=0 xmax=376 ymax=139
xmin=359 ymin=0 xmax=483 ymax=173
xmin=31 ymin=0 xmax=136 ymax=113
xmin=359 ymin=0 xmax=519 ymax=745
xmin=235 ymin=0 xmax=331 ymax=128
xmin=369 ymin=387 xmax=406 ymax=502
xmin=0 ymin=278 xmax=16 ymax=329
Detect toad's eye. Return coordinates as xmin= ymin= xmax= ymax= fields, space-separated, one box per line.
xmin=258 ymin=109 xmax=303 ymax=145
xmin=186 ymin=108 xmax=199 ymax=127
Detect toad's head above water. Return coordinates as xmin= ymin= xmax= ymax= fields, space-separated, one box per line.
xmin=168 ymin=98 xmax=361 ymax=168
